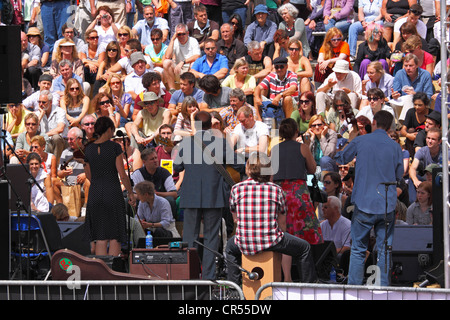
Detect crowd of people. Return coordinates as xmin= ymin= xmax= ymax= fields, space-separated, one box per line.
xmin=1 ymin=0 xmax=448 ymax=286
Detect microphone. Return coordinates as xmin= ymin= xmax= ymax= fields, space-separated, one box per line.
xmin=248 ymin=272 xmax=260 ymax=280
xmin=381 ymin=181 xmax=397 ymax=186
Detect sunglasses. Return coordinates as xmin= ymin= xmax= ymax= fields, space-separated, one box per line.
xmin=289 ymin=47 xmax=300 ymax=51
xmin=118 ymin=33 xmax=129 ymax=37
xmin=99 ymin=100 xmax=111 ymax=105
xmin=107 ymin=48 xmax=118 ymax=52
xmin=330 ymin=38 xmax=342 ymax=42
xmin=26 ymin=122 xmax=37 ymax=126
xmin=151 ymin=37 xmax=161 ymax=41
xmin=83 ymin=122 xmax=95 ymax=126
xmin=367 ymin=97 xmax=379 ymax=101
xmin=409 ymin=9 xmax=421 ymax=15
xmin=311 ymin=123 xmax=323 ymax=128
xmin=204 ymin=47 xmax=216 ymax=51
xmin=70 ymin=87 xmax=80 ymax=91
xmin=177 ymin=33 xmax=187 ymax=36
xmin=274 ymin=65 xmax=286 ymax=69
xmin=89 ymin=36 xmax=99 ymax=40
xmin=30 ymin=145 xmax=39 ymax=150
xmin=299 ymin=99 xmax=311 ymax=104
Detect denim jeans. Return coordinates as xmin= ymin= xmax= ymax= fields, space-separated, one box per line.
xmin=40 ymin=0 xmax=72 ymax=53
xmin=348 ymin=205 xmax=395 ymax=286
xmin=324 ymin=18 xmax=351 ymax=35
xmin=226 ymin=233 xmax=317 ymax=285
xmin=222 ymin=7 xmax=247 ymax=27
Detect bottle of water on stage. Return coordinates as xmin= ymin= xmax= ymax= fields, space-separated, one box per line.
xmin=329 ymin=266 xmax=336 ymax=283
xmin=146 ymin=231 xmax=153 ymax=249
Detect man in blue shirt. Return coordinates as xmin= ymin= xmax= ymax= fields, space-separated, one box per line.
xmin=335 ymin=111 xmax=404 ymax=286
xmin=132 ymin=5 xmax=170 ymax=47
xmin=243 ymin=4 xmax=277 ymax=52
xmin=392 ymin=53 xmax=433 ymax=121
xmin=168 ymin=72 xmax=205 ymax=121
xmin=190 ymin=38 xmax=229 ymax=80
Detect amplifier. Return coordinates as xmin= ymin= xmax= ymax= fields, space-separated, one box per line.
xmin=129 ymin=247 xmax=201 ymax=280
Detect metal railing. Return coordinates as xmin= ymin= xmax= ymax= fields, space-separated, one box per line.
xmin=0 ymin=280 xmax=245 ymax=300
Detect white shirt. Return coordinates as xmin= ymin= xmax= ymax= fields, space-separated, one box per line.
xmin=394 ymin=17 xmax=427 ymax=39
xmin=319 ymin=71 xmax=363 ymax=98
xmin=118 ymin=55 xmax=153 ymax=75
xmin=173 ymin=37 xmax=201 ymax=64
xmin=232 ymin=120 xmax=269 ymax=153
xmin=320 ymin=215 xmax=352 ymax=251
xmin=356 ymin=104 xmax=396 ymax=122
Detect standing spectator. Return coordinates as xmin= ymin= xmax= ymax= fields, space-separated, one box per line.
xmin=40 ymin=0 xmax=72 ymax=52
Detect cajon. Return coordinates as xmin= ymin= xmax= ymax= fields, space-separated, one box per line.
xmin=242 ymin=251 xmax=282 ymax=300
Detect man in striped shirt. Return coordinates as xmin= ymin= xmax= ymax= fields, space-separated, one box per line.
xmin=254 ymin=57 xmax=298 ymax=119
xmin=225 ymin=153 xmax=317 ymax=285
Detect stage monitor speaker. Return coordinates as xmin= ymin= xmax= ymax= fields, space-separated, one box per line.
xmin=391 ymin=225 xmax=433 ymax=284
xmin=0 ymin=181 xmax=10 ymax=279
xmin=58 ymin=221 xmax=91 ymax=256
xmin=7 ymin=164 xmax=31 ymax=212
xmin=0 ymin=26 xmax=22 ymax=104
xmin=129 ymin=248 xmax=201 ymax=280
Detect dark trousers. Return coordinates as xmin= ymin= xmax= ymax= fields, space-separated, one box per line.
xmin=226 ymin=233 xmax=317 ymax=285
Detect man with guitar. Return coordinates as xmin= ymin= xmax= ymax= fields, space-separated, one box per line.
xmin=53 ymin=127 xmax=90 ymax=207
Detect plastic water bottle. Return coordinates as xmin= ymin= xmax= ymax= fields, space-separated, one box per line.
xmin=329 ymin=266 xmax=336 ymax=283
xmin=145 ymin=231 xmax=153 ymax=249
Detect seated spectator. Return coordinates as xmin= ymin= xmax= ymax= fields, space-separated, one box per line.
xmin=290 ymin=91 xmax=319 ymax=133
xmin=230 ymin=106 xmax=270 ymax=156
xmin=244 ymin=41 xmax=273 ymax=85
xmin=304 ymin=0 xmax=326 ymax=59
xmin=30 ymin=135 xmax=58 ymax=181
xmin=173 ymin=96 xmax=200 ymax=140
xmin=50 ymin=40 xmax=85 ymax=83
xmin=393 ymin=4 xmax=427 ymax=49
xmin=143 ymin=28 xmax=168 ymax=76
xmin=124 ymin=51 xmax=154 ymax=101
xmin=10 ymin=113 xmax=42 ymax=164
xmin=129 ymin=91 xmax=171 ymax=150
xmin=51 ymin=203 xmax=72 ymax=221
xmin=22 ymin=74 xmax=56 ymax=112
xmin=228 ymin=13 xmax=245 ymax=42
xmin=254 ymin=56 xmax=298 ymax=121
xmin=91 ymin=92 xmax=120 ymax=128
xmin=325 ymin=90 xmax=359 ymax=139
xmin=401 ymin=35 xmax=434 ymax=76
xmin=167 ymin=72 xmax=204 ymax=121
xmin=278 ymin=3 xmax=311 ymax=59
xmin=381 ymin=0 xmax=412 ymax=43
xmin=414 ymin=110 xmax=441 ymax=153
xmin=21 ymin=31 xmax=42 ymax=91
xmin=132 ymin=72 xmax=171 ymax=122
xmin=353 ymin=23 xmax=391 ymax=80
xmin=27 ymin=152 xmax=54 ymax=213
xmin=59 ymin=78 xmax=90 ymax=128
xmin=316 ymin=60 xmax=362 ymax=113
xmin=87 ymin=6 xmax=120 ymax=47
xmin=52 ymin=60 xmax=86 ymax=99
xmin=95 ymin=41 xmax=124 ymax=96
xmin=433 ymin=73 xmax=450 ymax=118
xmin=134 ymin=180 xmax=180 ymax=238
xmin=27 ymin=27 xmax=50 ymax=70
xmin=394 ymin=21 xmax=430 ymax=56
xmin=36 ymin=90 xmax=68 ymax=162
xmin=132 ymin=5 xmax=169 ymax=47
xmin=79 ymin=28 xmax=105 ymax=86
xmin=267 ymin=29 xmax=291 ymax=60
xmin=222 ymin=58 xmax=257 ymax=105
xmin=187 ymin=4 xmax=220 ymax=50
xmin=219 ymin=88 xmax=259 ymax=134
xmin=198 ymin=75 xmax=232 ymax=112
xmin=287 ymin=39 xmax=313 ymax=94
xmin=216 ymin=23 xmax=247 ymax=71
xmin=109 ymin=38 xmax=151 ymax=76
xmin=320 ymin=195 xmax=351 ymax=255
xmin=361 ymin=61 xmax=394 ymax=106
xmin=54 ymin=127 xmax=89 ymax=206
xmin=400 ymin=92 xmax=432 ymax=157
xmin=100 ymin=73 xmax=133 ymax=128
xmin=190 ymin=38 xmax=229 ymax=80
xmin=323 ymin=0 xmax=354 ymax=34
xmin=304 ymin=114 xmax=338 ymax=172
xmin=409 ymin=128 xmax=447 ymax=188
xmin=80 ymin=114 xmax=97 ymax=141
xmin=52 ymin=24 xmax=86 ymax=60
xmin=314 ymin=27 xmax=350 ymax=87
xmin=131 ymin=147 xmax=178 ymax=216
xmin=243 ymin=5 xmax=277 ymax=53
xmin=406 ymin=181 xmax=432 ymax=225
xmin=348 ymin=0 xmax=384 ymax=58
xmin=163 ymin=23 xmax=201 ymax=91
xmin=357 ymin=88 xmax=396 ymax=123
xmin=4 ymin=103 xmax=30 ymax=141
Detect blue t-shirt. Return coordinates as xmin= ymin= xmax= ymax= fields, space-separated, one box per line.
xmin=169 ymin=87 xmax=205 ymax=105
xmin=191 ymin=53 xmax=229 ymax=76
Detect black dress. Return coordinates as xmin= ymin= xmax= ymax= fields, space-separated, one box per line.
xmin=84 ymin=140 xmax=127 ymax=243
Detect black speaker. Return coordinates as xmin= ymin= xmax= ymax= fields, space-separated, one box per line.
xmin=57 ymin=221 xmax=91 ymax=256
xmin=0 ymin=181 xmax=10 ymax=280
xmin=0 ymin=26 xmax=22 ymax=104
xmin=7 ymin=164 xmax=31 ymax=212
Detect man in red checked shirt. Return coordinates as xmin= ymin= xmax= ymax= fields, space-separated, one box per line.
xmin=225 ymin=152 xmax=317 ymax=285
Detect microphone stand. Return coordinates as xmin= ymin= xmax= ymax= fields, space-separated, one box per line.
xmin=380 ymin=182 xmax=395 ymax=278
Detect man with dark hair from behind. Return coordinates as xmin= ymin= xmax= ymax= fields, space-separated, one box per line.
xmin=335 ymin=110 xmax=404 ymax=286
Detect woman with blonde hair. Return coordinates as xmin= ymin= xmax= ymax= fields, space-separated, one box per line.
xmin=116 ymin=26 xmax=133 ymax=58
xmin=287 ymin=39 xmax=313 ymax=93
xmin=100 ymin=73 xmax=133 ymax=127
xmin=50 ymin=39 xmax=84 ymax=81
xmin=222 ymin=58 xmax=256 ymax=104
xmin=60 ymin=78 xmax=90 ymax=127
xmin=80 ymin=28 xmax=105 ymax=86
xmin=314 ymin=27 xmax=350 ymax=85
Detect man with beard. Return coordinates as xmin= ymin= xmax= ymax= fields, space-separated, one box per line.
xmin=132 ymin=5 xmax=170 ymax=47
